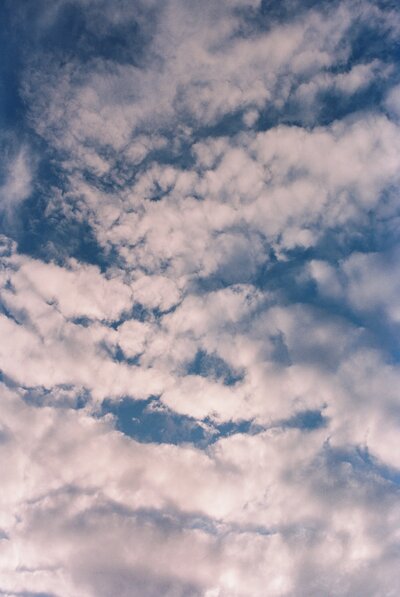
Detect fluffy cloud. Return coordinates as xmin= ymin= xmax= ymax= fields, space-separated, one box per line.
xmin=1 ymin=0 xmax=400 ymax=595
xmin=1 ymin=382 xmax=400 ymax=596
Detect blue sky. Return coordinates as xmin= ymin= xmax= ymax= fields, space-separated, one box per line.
xmin=1 ymin=1 xmax=400 ymax=595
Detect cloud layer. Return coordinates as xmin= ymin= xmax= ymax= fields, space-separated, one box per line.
xmin=1 ymin=0 xmax=400 ymax=595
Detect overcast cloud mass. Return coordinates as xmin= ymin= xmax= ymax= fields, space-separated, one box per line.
xmin=1 ymin=0 xmax=400 ymax=595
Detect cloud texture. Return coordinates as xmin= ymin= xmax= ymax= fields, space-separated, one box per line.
xmin=1 ymin=0 xmax=400 ymax=595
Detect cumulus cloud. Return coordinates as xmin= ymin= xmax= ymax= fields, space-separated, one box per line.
xmin=1 ymin=0 xmax=400 ymax=595
xmin=1 ymin=382 xmax=400 ymax=596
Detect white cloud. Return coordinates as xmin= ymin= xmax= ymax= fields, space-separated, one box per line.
xmin=1 ymin=381 xmax=400 ymax=596
xmin=310 ymin=250 xmax=400 ymax=324
xmin=8 ymin=255 xmax=133 ymax=321
xmin=130 ymin=274 xmax=182 ymax=311
xmin=2 ymin=0 xmax=400 ymax=595
xmin=24 ymin=0 xmax=356 ymax=161
xmin=0 ymin=144 xmax=34 ymax=215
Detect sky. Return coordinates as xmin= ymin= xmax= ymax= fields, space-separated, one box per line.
xmin=1 ymin=0 xmax=400 ymax=595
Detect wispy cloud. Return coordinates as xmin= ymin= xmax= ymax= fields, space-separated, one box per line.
xmin=0 ymin=142 xmax=34 ymax=217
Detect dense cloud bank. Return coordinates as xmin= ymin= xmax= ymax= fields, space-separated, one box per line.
xmin=1 ymin=0 xmax=400 ymax=595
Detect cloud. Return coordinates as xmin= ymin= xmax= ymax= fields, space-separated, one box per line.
xmin=0 ymin=143 xmax=34 ymax=216
xmin=7 ymin=256 xmax=133 ymax=321
xmin=1 ymin=381 xmax=400 ymax=596
xmin=310 ymin=250 xmax=400 ymax=324
xmin=1 ymin=0 xmax=400 ymax=595
xmin=23 ymin=0 xmax=354 ymax=156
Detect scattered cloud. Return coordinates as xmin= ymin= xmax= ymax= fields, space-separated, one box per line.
xmin=1 ymin=0 xmax=400 ymax=595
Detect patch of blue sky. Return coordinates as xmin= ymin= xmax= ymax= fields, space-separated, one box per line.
xmin=17 ymin=192 xmax=111 ymax=268
xmin=258 ymin=79 xmax=394 ymax=131
xmin=102 ymin=395 xmax=331 ymax=446
xmin=256 ymin=23 xmax=400 ymax=130
xmin=348 ymin=14 xmax=400 ymax=66
xmin=101 ymin=397 xmax=210 ymax=445
xmin=0 ymin=4 xmax=26 ymax=131
xmin=105 ymin=302 xmax=178 ymax=333
xmin=260 ymin=250 xmax=400 ymax=363
xmin=0 ymin=301 xmax=22 ymax=327
xmin=5 ymin=0 xmax=153 ymax=68
xmin=22 ymin=385 xmax=90 ymax=410
xmin=233 ymin=0 xmax=339 ymax=38
xmin=281 ymin=409 xmax=328 ymax=432
xmin=290 ymin=83 xmax=390 ymax=128
xmin=185 ymin=109 xmax=257 ymax=141
xmin=322 ymin=443 xmax=400 ymax=488
xmin=186 ymin=349 xmax=244 ymax=386
xmin=101 ymin=396 xmax=264 ymax=447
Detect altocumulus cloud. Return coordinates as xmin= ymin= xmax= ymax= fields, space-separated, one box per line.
xmin=1 ymin=0 xmax=400 ymax=595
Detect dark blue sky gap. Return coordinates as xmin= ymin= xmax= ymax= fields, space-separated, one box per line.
xmin=100 ymin=396 xmax=328 ymax=446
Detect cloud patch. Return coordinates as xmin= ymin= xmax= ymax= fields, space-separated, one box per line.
xmin=1 ymin=0 xmax=400 ymax=595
